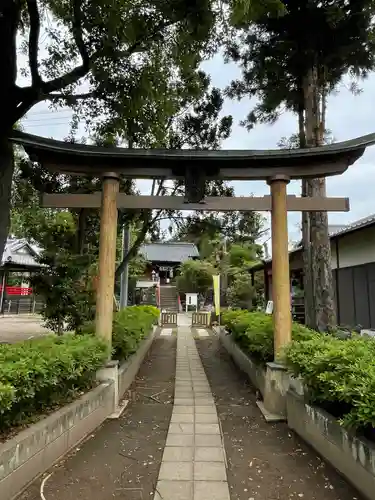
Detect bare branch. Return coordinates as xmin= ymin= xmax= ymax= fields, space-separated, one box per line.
xmin=40 ymin=0 xmax=90 ymax=95
xmin=115 ymin=186 xmax=177 ymax=279
xmin=18 ymin=14 xmax=176 ymax=119
xmin=41 ymin=63 xmax=88 ymax=95
xmin=42 ymin=19 xmax=175 ymax=96
xmin=26 ymin=0 xmax=42 ymax=87
xmin=118 ymin=20 xmax=174 ymax=59
xmin=156 ymin=180 xmax=165 ymax=195
xmin=115 ymin=211 xmax=154 ymax=278
xmin=157 ymin=216 xmax=187 ymax=222
xmin=72 ymin=0 xmax=90 ymax=68
xmin=44 ymin=92 xmax=95 ymax=102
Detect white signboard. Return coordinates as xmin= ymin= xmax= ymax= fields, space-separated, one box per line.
xmin=186 ymin=293 xmax=198 ymax=312
xmin=265 ymin=301 xmax=274 ymax=314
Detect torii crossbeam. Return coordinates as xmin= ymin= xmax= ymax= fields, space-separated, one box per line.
xmin=42 ymin=193 xmax=350 ymax=212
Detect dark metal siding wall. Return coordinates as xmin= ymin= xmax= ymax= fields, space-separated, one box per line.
xmin=335 ymin=262 xmax=375 ymax=328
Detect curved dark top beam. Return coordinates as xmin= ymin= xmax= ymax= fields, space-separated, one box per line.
xmin=9 ymin=130 xmax=375 ymax=180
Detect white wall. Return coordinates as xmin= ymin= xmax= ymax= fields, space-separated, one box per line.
xmin=332 ymin=225 xmax=375 ymax=270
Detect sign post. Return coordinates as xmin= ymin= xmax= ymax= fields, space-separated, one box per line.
xmin=213 ymin=274 xmax=221 ymax=324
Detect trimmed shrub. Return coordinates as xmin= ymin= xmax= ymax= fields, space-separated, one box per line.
xmin=82 ymin=305 xmax=160 ymax=360
xmin=221 ymin=309 xmax=314 ymax=363
xmin=284 ymin=335 xmax=375 ymax=432
xmin=0 ymin=335 xmax=108 ymax=431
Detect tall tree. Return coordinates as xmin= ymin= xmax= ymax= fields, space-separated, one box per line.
xmin=226 ymin=0 xmax=375 ymax=330
xmin=0 ymin=0 xmax=216 ymax=260
xmin=114 ymin=85 xmax=233 ymax=277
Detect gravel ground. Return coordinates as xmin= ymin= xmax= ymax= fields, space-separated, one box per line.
xmin=18 ymin=335 xmax=176 ymax=500
xmin=195 ymin=336 xmax=364 ymax=500
xmin=0 ymin=315 xmax=50 ymax=343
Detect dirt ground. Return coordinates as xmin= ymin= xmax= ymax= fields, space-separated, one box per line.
xmin=195 ymin=336 xmax=363 ymax=500
xmin=0 ymin=315 xmax=50 ymax=343
xmin=18 ymin=335 xmax=176 ymax=500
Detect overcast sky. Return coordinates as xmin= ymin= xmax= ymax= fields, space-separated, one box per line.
xmin=20 ymin=53 xmax=375 ymax=244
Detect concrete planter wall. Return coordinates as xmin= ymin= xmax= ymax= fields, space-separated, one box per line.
xmin=0 ymin=382 xmax=114 ymax=500
xmin=217 ymin=327 xmax=266 ymax=395
xmin=287 ymin=391 xmax=375 ymax=500
xmin=118 ymin=324 xmax=157 ymax=398
xmin=0 ymin=325 xmax=157 ymax=500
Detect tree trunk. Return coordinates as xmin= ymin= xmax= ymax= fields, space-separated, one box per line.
xmin=303 ymin=68 xmax=336 ymax=331
xmin=0 ymin=1 xmax=20 ymax=259
xmin=77 ymin=208 xmax=87 ymax=255
xmin=301 ymin=177 xmax=314 ymax=327
xmin=298 ymin=101 xmax=314 ymax=327
xmin=308 ymin=177 xmax=336 ymax=331
xmin=115 ymin=217 xmax=150 ymax=279
xmin=0 ymin=139 xmax=15 ymax=260
xmin=0 ymin=1 xmax=19 ymax=132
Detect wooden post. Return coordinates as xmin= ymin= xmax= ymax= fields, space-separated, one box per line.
xmin=268 ymin=176 xmax=292 ymax=358
xmin=0 ymin=271 xmax=5 ymax=314
xmin=95 ymin=173 xmax=120 ymax=354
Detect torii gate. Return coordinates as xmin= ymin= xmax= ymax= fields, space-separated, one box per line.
xmin=10 ymin=131 xmax=375 ymax=360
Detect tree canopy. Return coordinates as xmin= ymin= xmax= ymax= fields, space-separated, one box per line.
xmin=226 ymin=0 xmax=375 ymax=132
xmin=225 ymin=0 xmax=375 ymax=330
xmin=0 ymin=0 xmax=219 ymax=260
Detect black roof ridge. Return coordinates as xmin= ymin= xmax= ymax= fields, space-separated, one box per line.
xmin=10 ymin=129 xmax=375 ymax=159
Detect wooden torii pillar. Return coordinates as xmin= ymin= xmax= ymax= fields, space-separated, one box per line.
xmin=268 ymin=175 xmax=291 ymax=357
xmin=95 ymin=173 xmax=120 ymax=349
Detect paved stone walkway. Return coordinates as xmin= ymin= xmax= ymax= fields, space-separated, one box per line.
xmin=154 ymin=326 xmax=230 ymax=500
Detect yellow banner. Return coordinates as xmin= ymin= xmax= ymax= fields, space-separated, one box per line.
xmin=213 ymin=275 xmax=220 ymax=316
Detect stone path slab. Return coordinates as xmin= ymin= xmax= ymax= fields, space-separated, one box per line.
xmin=196 ymin=328 xmax=210 ymax=337
xmin=154 ymin=326 xmax=230 ymax=500
xmin=160 ymin=328 xmax=173 ymax=336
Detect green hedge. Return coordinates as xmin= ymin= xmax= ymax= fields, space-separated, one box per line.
xmin=221 ymin=310 xmax=314 ymax=363
xmin=284 ymin=335 xmax=375 ymax=432
xmin=82 ymin=305 xmax=160 ymax=360
xmin=221 ymin=310 xmax=375 ymax=433
xmin=0 ymin=335 xmax=108 ymax=431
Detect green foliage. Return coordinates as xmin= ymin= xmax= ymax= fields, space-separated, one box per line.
xmin=221 ymin=310 xmax=314 ymax=363
xmin=0 ymin=335 xmax=108 ymax=431
xmin=225 ymin=243 xmax=262 ymax=284
xmin=0 ymin=384 xmax=15 ymax=416
xmin=3 ymin=0 xmax=217 ymax=132
xmin=30 ymin=211 xmax=96 ymax=334
xmin=230 ymin=0 xmax=285 ymax=26
xmin=177 ymin=260 xmax=215 ymax=296
xmin=227 ymin=274 xmax=254 ymax=309
xmin=176 ymin=210 xmax=265 ymax=249
xmin=226 ymin=0 xmax=375 ymax=129
xmin=1 ymin=0 xmax=220 ymax=273
xmin=167 ymin=87 xmax=233 ymax=150
xmin=82 ymin=305 xmax=159 ymax=360
xmin=284 ymin=335 xmax=375 ymax=432
xmin=278 ymin=130 xmax=335 ymax=150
